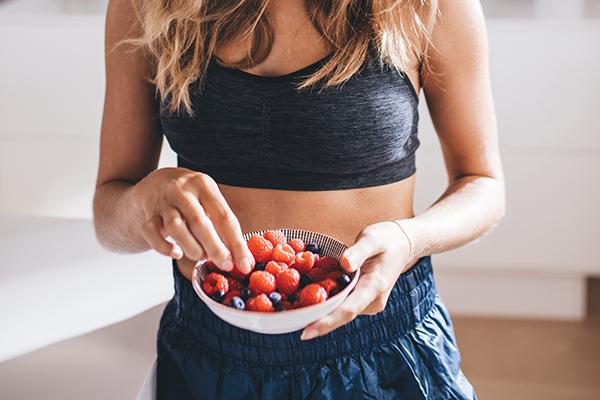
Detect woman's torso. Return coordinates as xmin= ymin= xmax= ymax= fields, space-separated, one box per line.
xmin=172 ymin=1 xmax=421 ymax=279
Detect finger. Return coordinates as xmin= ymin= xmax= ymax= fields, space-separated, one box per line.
xmin=340 ymin=231 xmax=384 ymax=273
xmin=300 ymin=272 xmax=382 ymax=340
xmin=161 ymin=207 xmax=208 ymax=262
xmin=173 ymin=192 xmax=234 ymax=272
xmin=193 ymin=179 xmax=255 ymax=273
xmin=141 ymin=215 xmax=184 ymax=259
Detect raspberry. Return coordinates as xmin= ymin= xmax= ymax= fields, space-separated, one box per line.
xmin=294 ymin=252 xmax=315 ymax=275
xmin=307 ymin=267 xmax=328 ymax=283
xmin=314 ymin=256 xmax=340 ymax=272
xmin=263 ymin=230 xmax=287 ymax=247
xmin=248 ymin=270 xmax=276 ymax=296
xmin=247 ymin=234 xmax=273 ymax=262
xmin=229 ymin=261 xmax=253 ymax=281
xmin=326 ymin=270 xmax=344 ymax=281
xmin=205 ymin=260 xmax=221 ymax=273
xmin=271 ymin=243 xmax=296 ymax=265
xmin=265 ymin=261 xmax=288 ymax=277
xmin=280 ymin=301 xmax=294 ymax=310
xmin=222 ymin=290 xmax=241 ymax=306
xmin=203 ymin=272 xmax=229 ymax=296
xmin=276 ymin=268 xmax=300 ymax=296
xmin=225 ymin=276 xmax=243 ymax=292
xmin=246 ymin=296 xmax=256 ymax=310
xmin=319 ymin=278 xmax=339 ymax=296
xmin=300 ymin=283 xmax=328 ymax=307
xmin=252 ymin=294 xmax=275 ymax=312
xmin=287 ymin=239 xmax=306 ymax=254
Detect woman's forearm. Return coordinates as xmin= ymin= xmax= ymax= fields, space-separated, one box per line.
xmin=400 ymin=174 xmax=506 ymax=263
xmin=93 ymin=180 xmax=151 ymax=254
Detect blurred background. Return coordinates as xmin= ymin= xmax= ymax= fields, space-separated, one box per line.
xmin=0 ymin=0 xmax=598 ymax=399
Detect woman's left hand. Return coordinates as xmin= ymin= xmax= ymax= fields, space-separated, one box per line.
xmin=301 ymin=220 xmax=413 ymax=340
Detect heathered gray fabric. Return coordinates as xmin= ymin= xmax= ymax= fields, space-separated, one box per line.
xmin=160 ymin=55 xmax=420 ymax=191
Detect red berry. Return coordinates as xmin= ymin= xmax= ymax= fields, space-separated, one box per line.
xmin=202 ymin=272 xmax=229 ymax=296
xmin=287 ymin=239 xmax=306 ymax=254
xmin=265 ymin=261 xmax=288 ymax=277
xmin=307 ymin=267 xmax=328 ymax=283
xmin=248 ymin=270 xmax=276 ymax=296
xmin=247 ymin=234 xmax=273 ymax=263
xmin=222 ymin=290 xmax=241 ymax=306
xmin=263 ymin=230 xmax=287 ymax=247
xmin=225 ymin=276 xmax=243 ymax=292
xmin=229 ymin=261 xmax=253 ymax=281
xmin=246 ymin=296 xmax=256 ymax=310
xmin=271 ymin=243 xmax=296 ymax=265
xmin=326 ymin=270 xmax=344 ymax=281
xmin=319 ymin=278 xmax=340 ymax=296
xmin=276 ymin=268 xmax=301 ymax=296
xmin=300 ymin=284 xmax=328 ymax=307
xmin=280 ymin=300 xmax=294 ymax=310
xmin=205 ymin=260 xmax=221 ymax=273
xmin=294 ymin=252 xmax=315 ymax=275
xmin=314 ymin=256 xmax=340 ymax=272
xmin=251 ymin=294 xmax=275 ymax=312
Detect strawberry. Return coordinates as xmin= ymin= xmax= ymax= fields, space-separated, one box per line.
xmin=287 ymin=238 xmax=306 ymax=254
xmin=225 ymin=276 xmax=243 ymax=292
xmin=265 ymin=261 xmax=288 ymax=277
xmin=263 ymin=230 xmax=287 ymax=247
xmin=271 ymin=243 xmax=296 ymax=265
xmin=247 ymin=234 xmax=273 ymax=262
xmin=248 ymin=270 xmax=276 ymax=296
xmin=202 ymin=272 xmax=229 ymax=296
xmin=276 ymin=268 xmax=300 ymax=296
xmin=300 ymin=283 xmax=328 ymax=307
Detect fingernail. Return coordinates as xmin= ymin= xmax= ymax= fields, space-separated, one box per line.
xmin=221 ymin=259 xmax=233 ymax=272
xmin=301 ymin=328 xmax=319 ymax=341
xmin=171 ymin=245 xmax=183 ymax=259
xmin=238 ymin=257 xmax=252 ymax=274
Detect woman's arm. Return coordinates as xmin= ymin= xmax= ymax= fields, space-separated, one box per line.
xmin=302 ymin=0 xmax=505 ymax=340
xmin=93 ymin=0 xmax=254 ymax=273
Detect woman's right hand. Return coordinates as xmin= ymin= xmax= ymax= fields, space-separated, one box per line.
xmin=131 ymin=167 xmax=254 ymax=274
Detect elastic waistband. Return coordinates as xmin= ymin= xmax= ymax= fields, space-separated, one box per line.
xmin=168 ymin=256 xmax=437 ymax=368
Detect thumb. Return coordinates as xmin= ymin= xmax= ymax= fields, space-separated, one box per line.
xmin=340 ymin=230 xmax=384 ymax=273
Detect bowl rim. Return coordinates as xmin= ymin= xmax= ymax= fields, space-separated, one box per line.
xmin=192 ymin=229 xmax=360 ymax=316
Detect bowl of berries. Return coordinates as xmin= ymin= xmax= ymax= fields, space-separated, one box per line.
xmin=192 ymin=229 xmax=359 ymax=334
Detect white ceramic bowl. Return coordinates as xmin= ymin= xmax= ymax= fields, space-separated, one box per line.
xmin=192 ymin=229 xmax=359 ymax=334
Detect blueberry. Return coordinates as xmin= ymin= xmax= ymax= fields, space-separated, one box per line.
xmin=254 ymin=261 xmax=267 ymax=271
xmin=305 ymin=243 xmax=321 ymax=254
xmin=337 ymin=274 xmax=351 ymax=289
xmin=287 ymin=294 xmax=299 ymax=305
xmin=211 ymin=289 xmax=226 ymax=303
xmin=228 ymin=296 xmax=245 ymax=310
xmin=299 ymin=275 xmax=313 ymax=288
xmin=240 ymin=287 xmax=252 ymax=301
xmin=275 ymin=305 xmax=286 ymax=312
xmin=268 ymin=292 xmax=282 ymax=307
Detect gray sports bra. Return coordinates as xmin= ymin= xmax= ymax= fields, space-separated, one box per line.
xmin=160 ymin=55 xmax=420 ymax=191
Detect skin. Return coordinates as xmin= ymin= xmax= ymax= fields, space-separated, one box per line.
xmin=94 ymin=0 xmax=505 ymax=341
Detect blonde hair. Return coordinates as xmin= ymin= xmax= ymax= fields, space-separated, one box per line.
xmin=130 ymin=0 xmax=439 ymax=114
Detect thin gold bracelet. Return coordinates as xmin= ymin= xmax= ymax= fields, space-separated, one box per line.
xmin=389 ymin=219 xmax=413 ymax=261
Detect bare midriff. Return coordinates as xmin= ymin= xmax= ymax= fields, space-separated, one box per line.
xmin=176 ymin=175 xmax=416 ymax=280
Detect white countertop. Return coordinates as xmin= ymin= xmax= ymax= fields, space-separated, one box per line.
xmin=0 ymin=215 xmax=174 ymax=362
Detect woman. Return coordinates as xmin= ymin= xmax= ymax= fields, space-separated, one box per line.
xmin=94 ymin=0 xmax=505 ymax=398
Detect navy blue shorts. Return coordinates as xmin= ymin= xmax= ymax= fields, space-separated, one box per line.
xmin=156 ymin=256 xmax=477 ymax=399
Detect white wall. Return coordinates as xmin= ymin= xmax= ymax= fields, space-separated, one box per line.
xmin=0 ymin=1 xmax=599 ymax=319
